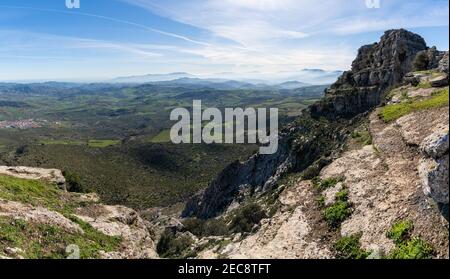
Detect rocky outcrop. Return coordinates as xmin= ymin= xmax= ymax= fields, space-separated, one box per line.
xmin=183 ymin=29 xmax=429 ymax=220
xmin=0 ymin=167 xmax=158 ymax=259
xmin=310 ymin=29 xmax=427 ymax=118
xmin=75 ymin=204 xmax=158 ymax=259
xmin=0 ymin=166 xmax=65 ymax=189
xmin=439 ymin=52 xmax=449 ymax=73
xmin=183 ymin=134 xmax=295 ymax=218
xmin=419 ymin=128 xmax=449 ymax=206
xmin=0 ymin=199 xmax=83 ymax=234
xmin=417 ymin=47 xmax=447 ymax=70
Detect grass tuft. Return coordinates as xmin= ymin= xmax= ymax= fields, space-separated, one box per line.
xmin=379 ymin=88 xmax=449 ymax=122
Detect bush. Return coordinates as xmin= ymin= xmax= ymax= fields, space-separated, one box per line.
xmin=15 ymin=145 xmax=28 ymax=155
xmin=334 ymin=234 xmax=370 ymax=259
xmin=386 ymin=220 xmax=414 ymax=245
xmin=387 ymin=237 xmax=434 ymax=259
xmin=413 ymin=52 xmax=429 ymax=71
xmin=324 ymin=201 xmax=352 ymax=228
xmin=230 ymin=203 xmax=267 ymax=233
xmin=335 ymin=187 xmax=349 ymax=202
xmin=385 ymin=220 xmax=434 ymax=259
xmin=156 ymin=229 xmax=194 ymax=258
xmin=182 ymin=218 xmax=228 ymax=237
xmin=62 ymin=170 xmax=84 ymax=193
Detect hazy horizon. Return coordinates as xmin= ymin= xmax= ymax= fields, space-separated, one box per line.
xmin=0 ymin=0 xmax=449 ymax=82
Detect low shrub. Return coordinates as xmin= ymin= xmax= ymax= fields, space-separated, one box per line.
xmin=334 ymin=233 xmax=370 ymax=259
xmin=387 ymin=237 xmax=434 ymax=259
xmin=323 ymin=201 xmax=352 ymax=228
xmin=386 ymin=220 xmax=414 ymax=245
xmin=313 ymin=176 xmax=344 ymax=192
xmin=182 ymin=218 xmax=229 ymax=237
xmin=62 ymin=170 xmax=84 ymax=193
xmin=156 ymin=229 xmax=194 ymax=258
xmin=230 ymin=203 xmax=267 ymax=233
xmin=385 ymin=220 xmax=434 ymax=259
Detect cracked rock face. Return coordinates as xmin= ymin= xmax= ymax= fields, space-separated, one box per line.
xmin=310 ymin=29 xmax=427 ymax=118
xmin=419 ymin=129 xmax=449 ymax=205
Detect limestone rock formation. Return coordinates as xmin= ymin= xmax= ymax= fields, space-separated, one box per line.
xmin=419 ymin=128 xmax=449 ymax=205
xmin=310 ymin=29 xmax=427 ymax=118
xmin=183 ymin=134 xmax=295 ymax=218
xmin=0 ymin=166 xmax=65 ymax=189
xmin=75 ymin=204 xmax=158 ymax=259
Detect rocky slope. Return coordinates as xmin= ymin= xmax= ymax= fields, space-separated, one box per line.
xmin=0 ymin=167 xmax=158 ymax=259
xmin=1 ymin=29 xmax=447 ymax=260
xmin=166 ymin=29 xmax=449 ymax=259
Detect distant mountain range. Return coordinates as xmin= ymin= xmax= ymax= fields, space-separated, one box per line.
xmin=109 ymin=69 xmax=343 ymax=87
xmin=112 ymin=72 xmax=195 ymax=83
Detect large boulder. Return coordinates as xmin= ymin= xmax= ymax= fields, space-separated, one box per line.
xmin=430 ymin=74 xmax=449 ymax=87
xmin=419 ymin=129 xmax=449 ymax=205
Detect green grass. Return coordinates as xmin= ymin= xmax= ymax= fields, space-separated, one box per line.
xmin=380 ymin=88 xmax=449 ymax=122
xmin=334 ymin=234 xmax=370 ymax=259
xmin=0 ymin=175 xmax=67 ymax=211
xmin=415 ymin=82 xmax=432 ymax=89
xmin=150 ymin=129 xmax=172 ymax=143
xmin=0 ymin=216 xmax=121 ymax=259
xmin=0 ymin=174 xmax=122 ymax=259
xmin=40 ymin=140 xmax=85 ymax=146
xmin=40 ymin=139 xmax=120 ymax=148
xmin=87 ymin=139 xmax=121 ymax=148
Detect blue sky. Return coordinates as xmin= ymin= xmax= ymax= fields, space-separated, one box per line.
xmin=0 ymin=0 xmax=448 ymax=81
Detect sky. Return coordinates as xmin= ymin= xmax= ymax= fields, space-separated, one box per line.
xmin=0 ymin=0 xmax=448 ymax=82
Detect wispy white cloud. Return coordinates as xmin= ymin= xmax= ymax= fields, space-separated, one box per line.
xmin=1 ymin=1 xmax=448 ymax=81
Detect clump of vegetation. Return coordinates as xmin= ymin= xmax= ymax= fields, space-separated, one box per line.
xmin=312 ymin=176 xmax=344 ymax=192
xmin=62 ymin=170 xmax=85 ymax=193
xmin=412 ymin=52 xmax=429 ymax=71
xmin=300 ymin=158 xmax=331 ymax=180
xmin=385 ymin=220 xmax=434 ymax=259
xmin=415 ymin=82 xmax=432 ymax=89
xmin=182 ymin=218 xmax=229 ymax=237
xmin=15 ymin=145 xmax=28 ymax=155
xmin=379 ymin=88 xmax=449 ymax=122
xmin=387 ymin=237 xmax=434 ymax=259
xmin=386 ymin=220 xmax=414 ymax=245
xmin=230 ymin=203 xmax=267 ymax=233
xmin=334 ymin=233 xmax=370 ymax=259
xmin=335 ymin=186 xmax=349 ymax=202
xmin=351 ymin=130 xmax=373 ymax=146
xmin=316 ymin=195 xmax=325 ymax=208
xmin=0 ymin=216 xmax=121 ymax=259
xmin=323 ymin=200 xmax=352 ymax=228
xmin=156 ymin=229 xmax=194 ymax=259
